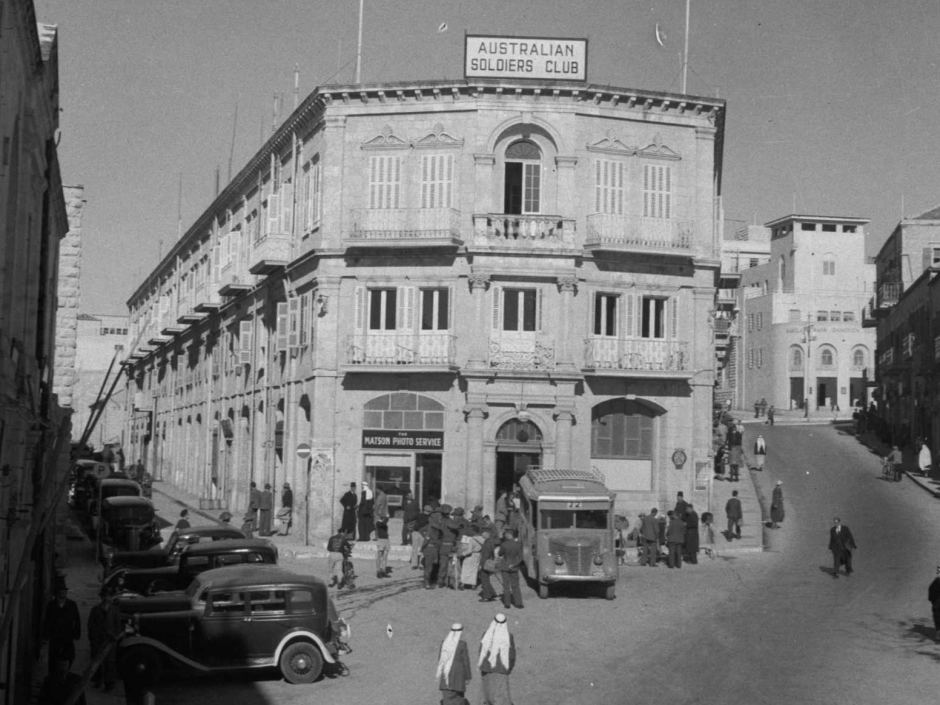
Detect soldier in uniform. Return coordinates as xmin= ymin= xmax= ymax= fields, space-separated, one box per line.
xmin=422 ymin=505 xmax=444 ymax=589
xmin=438 ymin=505 xmax=460 ymax=588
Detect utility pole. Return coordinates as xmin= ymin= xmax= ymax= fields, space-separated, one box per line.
xmin=802 ymin=314 xmax=816 ymax=418
xmin=355 ymin=0 xmax=364 ymax=84
xmin=681 ymin=0 xmax=690 ymax=94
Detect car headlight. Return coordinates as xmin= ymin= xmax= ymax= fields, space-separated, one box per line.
xmin=553 ymin=554 xmax=565 ymax=566
xmin=592 ymin=553 xmax=605 ymax=566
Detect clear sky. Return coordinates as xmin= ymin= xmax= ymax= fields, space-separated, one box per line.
xmin=34 ymin=0 xmax=940 ymax=315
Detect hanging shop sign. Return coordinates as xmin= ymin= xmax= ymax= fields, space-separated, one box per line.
xmin=464 ymin=35 xmax=587 ymax=81
xmin=362 ymin=430 xmax=444 ymax=450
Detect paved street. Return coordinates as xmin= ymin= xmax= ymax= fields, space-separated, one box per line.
xmin=67 ymin=422 xmax=940 ymax=705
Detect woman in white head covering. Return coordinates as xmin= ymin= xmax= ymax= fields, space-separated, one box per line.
xmin=436 ymin=623 xmax=471 ymax=704
xmin=478 ymin=613 xmax=516 ymax=705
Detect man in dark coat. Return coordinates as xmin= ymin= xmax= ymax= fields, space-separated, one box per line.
xmin=88 ymin=588 xmax=122 ymax=690
xmin=770 ymin=480 xmax=785 ymax=528
xmin=401 ymin=490 xmax=420 ymax=545
xmin=828 ymin=517 xmax=858 ymax=578
xmin=259 ymin=483 xmax=274 ymax=535
xmin=683 ymin=504 xmax=700 ymax=564
xmin=339 ymin=482 xmax=358 ymax=539
xmin=639 ymin=508 xmax=660 ymax=567
xmin=436 ymin=623 xmax=472 ymax=705
xmin=422 ymin=506 xmax=444 ymax=589
xmin=478 ymin=527 xmax=499 ymax=602
xmin=248 ymin=481 xmax=261 ymax=526
xmin=665 ymin=510 xmax=686 ymax=569
xmin=277 ymin=482 xmax=293 ymax=536
xmin=673 ymin=492 xmax=689 ymax=523
xmin=42 ymin=583 xmax=81 ymax=672
xmin=498 ymin=528 xmax=524 ymax=609
xmin=357 ymin=485 xmax=374 ymax=541
xmin=928 ymin=566 xmax=940 ymax=642
xmin=725 ymin=490 xmax=742 ymax=540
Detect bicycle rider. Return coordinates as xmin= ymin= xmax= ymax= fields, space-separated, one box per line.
xmin=886 ymin=445 xmax=903 ymax=481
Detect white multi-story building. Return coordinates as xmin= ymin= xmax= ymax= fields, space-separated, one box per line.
xmin=123 ymin=60 xmax=726 ymax=541
xmin=737 ymin=214 xmax=875 ymax=412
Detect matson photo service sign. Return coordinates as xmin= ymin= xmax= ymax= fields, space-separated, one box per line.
xmin=464 ymin=35 xmax=587 ymax=81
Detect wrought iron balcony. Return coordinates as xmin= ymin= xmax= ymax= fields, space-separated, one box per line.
xmin=248 ymin=233 xmax=292 ymax=275
xmin=488 ymin=335 xmax=556 ymax=370
xmin=584 ymin=214 xmax=694 ymax=256
xmin=470 ymin=214 xmax=577 ymax=252
xmin=347 ymin=208 xmax=463 ymax=248
xmin=877 ymin=281 xmax=902 ymax=308
xmin=583 ymin=337 xmax=689 ymax=375
xmin=345 ymin=332 xmax=457 ymax=369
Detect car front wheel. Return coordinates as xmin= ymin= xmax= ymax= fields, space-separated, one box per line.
xmin=279 ymin=641 xmax=323 ymax=684
xmin=118 ymin=645 xmax=163 ymax=686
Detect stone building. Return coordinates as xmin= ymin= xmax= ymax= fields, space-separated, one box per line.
xmin=737 ymin=214 xmax=875 ymax=413
xmin=0 ymin=5 xmax=71 ymax=703
xmin=868 ymin=205 xmax=940 ymax=452
xmin=124 ymin=72 xmax=726 ymax=541
xmin=71 ymin=312 xmax=129 ymax=449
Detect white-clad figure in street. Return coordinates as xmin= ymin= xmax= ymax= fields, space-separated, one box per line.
xmin=436 ymin=622 xmax=472 ymax=705
xmin=478 ymin=612 xmax=516 ymax=705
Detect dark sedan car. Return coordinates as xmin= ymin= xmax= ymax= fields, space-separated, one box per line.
xmin=104 ymin=524 xmax=246 ymax=573
xmin=117 ymin=565 xmax=346 ymax=684
xmin=106 ymin=538 xmax=277 ymax=595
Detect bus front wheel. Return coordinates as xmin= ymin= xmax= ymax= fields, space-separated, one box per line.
xmin=604 ymin=583 xmax=616 ymax=600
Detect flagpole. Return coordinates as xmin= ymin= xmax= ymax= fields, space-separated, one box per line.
xmin=682 ymin=0 xmax=690 ymax=94
xmin=355 ymin=0 xmax=364 ymax=84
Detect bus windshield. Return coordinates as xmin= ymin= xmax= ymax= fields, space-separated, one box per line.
xmin=540 ymin=509 xmax=608 ymax=530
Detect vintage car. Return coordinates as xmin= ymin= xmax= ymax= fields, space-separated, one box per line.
xmin=106 ymin=538 xmax=277 ymax=595
xmin=105 ymin=524 xmax=246 ymax=572
xmin=69 ymin=459 xmax=111 ymax=512
xmin=86 ymin=477 xmax=142 ymax=535
xmin=516 ymin=466 xmax=619 ymax=599
xmin=117 ymin=565 xmax=344 ymax=684
xmin=97 ymin=496 xmax=162 ymax=561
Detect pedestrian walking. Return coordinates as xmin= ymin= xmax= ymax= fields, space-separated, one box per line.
xmin=828 ymin=517 xmax=858 ymax=578
xmin=340 ymin=482 xmax=358 ymax=539
xmin=373 ymin=483 xmax=389 ymax=526
xmin=375 ymin=518 xmax=391 ymax=578
xmin=766 ymin=405 xmax=775 ymax=425
xmin=725 ymin=490 xmax=742 ymax=540
xmin=436 ymin=623 xmax=472 ymax=705
xmin=401 ymin=490 xmax=419 ymax=545
xmin=498 ymin=528 xmax=524 ymax=609
xmin=326 ymin=528 xmax=352 ymax=588
xmin=700 ymin=511 xmax=717 ymax=559
xmin=478 ymin=528 xmax=499 ymax=602
xmin=277 ymin=482 xmax=293 ymax=535
xmin=770 ymin=480 xmax=785 ymax=528
xmin=753 ymin=434 xmax=767 ymax=471
xmin=42 ymin=581 xmax=81 ymax=672
xmin=918 ymin=438 xmax=932 ymax=478
xmin=459 ymin=529 xmax=485 ymax=590
xmin=728 ymin=421 xmax=744 ymax=481
xmin=478 ymin=613 xmax=516 ymax=705
xmin=423 ymin=505 xmax=444 ymax=589
xmin=248 ymin=481 xmax=261 ymax=526
xmin=87 ymin=588 xmax=122 ymax=691
xmin=358 ymin=483 xmax=374 ymax=541
xmin=438 ymin=505 xmax=459 ymax=589
xmin=928 ymin=566 xmax=940 ymax=642
xmin=683 ymin=504 xmax=699 ymax=564
xmin=174 ymin=508 xmax=190 ymax=530
xmin=411 ymin=504 xmax=430 ymax=570
xmin=665 ymin=510 xmax=686 ymax=569
xmin=673 ymin=491 xmax=689 ymax=523
xmin=259 ymin=483 xmax=274 ymax=535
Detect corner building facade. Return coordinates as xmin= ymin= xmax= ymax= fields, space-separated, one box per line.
xmin=124 ymin=79 xmax=725 ymax=542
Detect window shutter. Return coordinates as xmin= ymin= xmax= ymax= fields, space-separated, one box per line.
xmin=276 ymin=302 xmax=289 ymax=353
xmin=280 ymin=181 xmax=293 ymax=235
xmin=492 ymin=285 xmax=503 ymax=330
xmin=669 ymin=296 xmax=678 ymax=339
xmin=267 ymin=194 xmax=281 ymax=236
xmin=239 ymin=320 xmax=253 ymax=364
xmin=536 ymin=288 xmax=543 ymax=332
xmin=448 ymin=285 xmax=454 ymax=331
xmin=354 ymin=286 xmax=366 ymax=334
xmin=288 ymin=297 xmax=301 ymax=349
xmin=397 ymin=286 xmax=415 ymax=331
xmin=624 ymin=293 xmax=635 ymax=337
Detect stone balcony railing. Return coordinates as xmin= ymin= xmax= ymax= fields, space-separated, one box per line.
xmin=470 ymin=214 xmax=577 ymax=251
xmin=583 ymin=337 xmax=689 ymax=373
xmin=584 ymin=214 xmax=694 ymax=255
xmin=488 ymin=335 xmax=555 ymax=370
xmin=249 ymin=232 xmax=292 ymax=274
xmin=348 ymin=208 xmax=462 ymax=246
xmin=346 ymin=332 xmax=457 ymax=367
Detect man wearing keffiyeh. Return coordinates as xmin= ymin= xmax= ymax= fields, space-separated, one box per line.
xmin=478 ymin=613 xmax=516 ymax=705
xmin=436 ymin=623 xmax=471 ymax=704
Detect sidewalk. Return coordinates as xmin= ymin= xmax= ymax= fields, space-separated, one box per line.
xmin=855 ymin=431 xmax=940 ymax=498
xmin=152 ymin=483 xmax=414 ymax=563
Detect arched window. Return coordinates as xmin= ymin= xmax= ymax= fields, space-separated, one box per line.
xmin=790 ymin=347 xmax=803 ymax=370
xmin=852 ymin=347 xmax=866 ymax=367
xmin=820 ymin=347 xmax=835 ymax=367
xmin=591 ymin=399 xmax=655 ymax=460
xmin=504 ymin=140 xmax=541 ymax=214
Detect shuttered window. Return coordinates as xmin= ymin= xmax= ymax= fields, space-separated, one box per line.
xmin=594 ymin=159 xmax=625 ymax=214
xmin=369 ymin=155 xmax=401 ymax=209
xmin=643 ymin=164 xmax=671 ymax=218
xmin=238 ymin=321 xmax=253 ymax=364
xmin=421 ymin=154 xmax=453 ymax=209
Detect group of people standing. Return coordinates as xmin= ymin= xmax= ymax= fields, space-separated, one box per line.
xmin=436 ymin=613 xmax=517 ymax=705
xmin=633 ymin=492 xmax=706 ymax=568
xmin=242 ymin=481 xmax=293 ymax=537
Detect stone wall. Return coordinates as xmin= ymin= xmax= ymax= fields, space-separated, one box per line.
xmin=53 ymin=185 xmax=85 ymax=409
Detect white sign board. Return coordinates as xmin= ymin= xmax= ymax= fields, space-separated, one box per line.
xmin=465 ymin=35 xmax=587 ymax=81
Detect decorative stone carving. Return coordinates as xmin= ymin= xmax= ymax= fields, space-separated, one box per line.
xmin=468 ymin=273 xmax=490 ymax=292
xmin=556 ymin=276 xmax=578 ymax=294
xmin=414 ymin=123 xmax=464 ymax=149
xmin=361 ymin=124 xmax=409 ymax=150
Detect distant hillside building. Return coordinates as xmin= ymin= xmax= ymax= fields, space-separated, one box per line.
xmin=736 ymin=215 xmax=875 ymax=412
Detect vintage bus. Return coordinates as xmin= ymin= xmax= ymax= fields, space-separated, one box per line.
xmin=516 ymin=467 xmax=618 ymax=599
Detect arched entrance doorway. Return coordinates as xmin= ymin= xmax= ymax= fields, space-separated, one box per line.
xmin=495 ymin=418 xmax=543 ymax=499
